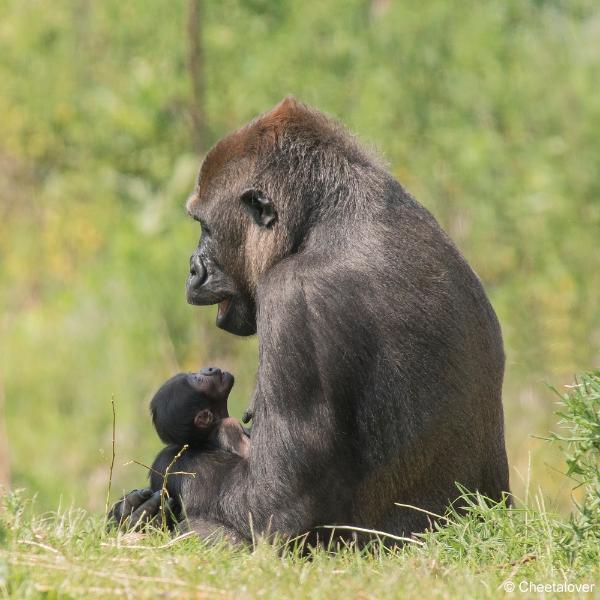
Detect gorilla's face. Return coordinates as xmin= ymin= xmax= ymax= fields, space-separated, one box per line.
xmin=185 ymin=106 xmax=302 ymax=337
xmin=186 ymin=155 xmax=280 ymax=336
xmin=184 ymin=138 xmax=265 ymax=337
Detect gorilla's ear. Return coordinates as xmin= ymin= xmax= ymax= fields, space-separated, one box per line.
xmin=240 ymin=189 xmax=277 ymax=228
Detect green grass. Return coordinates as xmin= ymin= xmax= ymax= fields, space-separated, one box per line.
xmin=0 ymin=490 xmax=597 ymax=599
xmin=1 ymin=373 xmax=599 ymax=599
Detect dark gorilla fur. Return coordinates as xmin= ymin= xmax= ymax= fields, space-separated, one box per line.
xmin=122 ymin=97 xmax=509 ymax=543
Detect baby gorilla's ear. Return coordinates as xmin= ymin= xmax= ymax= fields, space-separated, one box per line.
xmin=193 ymin=408 xmax=214 ymax=429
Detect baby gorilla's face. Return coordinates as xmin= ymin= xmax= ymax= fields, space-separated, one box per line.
xmin=150 ymin=367 xmax=235 ymax=446
xmin=186 ymin=367 xmax=234 ymax=420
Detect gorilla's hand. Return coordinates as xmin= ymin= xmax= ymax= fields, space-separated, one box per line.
xmin=107 ymin=488 xmax=177 ymax=531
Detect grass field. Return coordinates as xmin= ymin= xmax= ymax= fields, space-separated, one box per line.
xmin=0 ymin=491 xmax=598 ymax=599
xmin=1 ymin=373 xmax=599 ymax=599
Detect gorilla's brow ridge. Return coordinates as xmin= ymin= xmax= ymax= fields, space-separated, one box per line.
xmin=186 ymin=192 xmax=202 ymax=217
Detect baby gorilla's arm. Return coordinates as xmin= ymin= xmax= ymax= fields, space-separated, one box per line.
xmin=107 ymin=488 xmax=176 ymax=530
xmin=214 ymin=417 xmax=251 ymax=458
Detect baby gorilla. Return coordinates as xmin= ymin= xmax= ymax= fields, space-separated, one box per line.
xmin=108 ymin=367 xmax=250 ymax=531
xmin=150 ymin=368 xmax=249 ymax=522
xmin=150 ymin=367 xmax=249 ymax=459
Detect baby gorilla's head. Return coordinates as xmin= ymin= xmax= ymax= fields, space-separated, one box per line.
xmin=150 ymin=367 xmax=234 ymax=446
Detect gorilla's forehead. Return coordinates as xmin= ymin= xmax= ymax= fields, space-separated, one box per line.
xmin=186 ymin=97 xmax=310 ymax=216
xmin=186 ymin=130 xmax=256 ymax=219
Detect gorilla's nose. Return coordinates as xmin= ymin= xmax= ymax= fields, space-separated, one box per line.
xmin=201 ymin=367 xmax=222 ymax=377
xmin=189 ymin=253 xmax=207 ymax=286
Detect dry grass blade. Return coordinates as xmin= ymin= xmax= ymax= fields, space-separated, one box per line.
xmin=18 ymin=539 xmax=61 ymax=555
xmin=104 ymin=394 xmax=116 ymax=516
xmin=319 ymin=525 xmax=424 ymax=545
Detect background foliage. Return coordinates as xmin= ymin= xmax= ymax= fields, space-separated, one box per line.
xmin=0 ymin=0 xmax=598 ymax=512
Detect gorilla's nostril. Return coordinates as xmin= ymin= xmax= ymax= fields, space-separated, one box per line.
xmin=201 ymin=367 xmax=221 ymax=377
xmin=189 ymin=254 xmax=207 ymax=285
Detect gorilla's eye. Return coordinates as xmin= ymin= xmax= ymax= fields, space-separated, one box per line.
xmin=201 ymin=222 xmax=212 ymax=236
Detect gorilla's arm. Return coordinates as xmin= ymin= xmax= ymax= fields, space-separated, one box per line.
xmin=110 ymin=448 xmax=253 ymax=543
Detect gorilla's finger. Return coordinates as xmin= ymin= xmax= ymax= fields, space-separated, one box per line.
xmin=107 ymin=505 xmax=121 ymax=525
xmin=108 ymin=488 xmax=153 ymax=526
xmin=119 ymin=488 xmax=153 ymax=517
xmin=128 ymin=491 xmax=162 ymax=529
xmin=242 ymin=408 xmax=253 ymax=424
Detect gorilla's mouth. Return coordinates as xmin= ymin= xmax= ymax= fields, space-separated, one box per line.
xmin=217 ymin=298 xmax=231 ymax=323
xmin=214 ymin=294 xmax=257 ymax=336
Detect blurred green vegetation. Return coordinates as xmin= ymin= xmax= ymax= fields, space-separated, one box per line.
xmin=0 ymin=0 xmax=598 ymax=512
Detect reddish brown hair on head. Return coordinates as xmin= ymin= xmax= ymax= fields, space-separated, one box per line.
xmin=188 ymin=97 xmax=318 ymax=213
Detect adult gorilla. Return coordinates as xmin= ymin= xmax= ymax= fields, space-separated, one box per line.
xmin=117 ymin=98 xmax=509 ymax=541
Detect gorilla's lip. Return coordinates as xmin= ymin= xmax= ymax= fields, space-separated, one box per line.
xmin=214 ymin=370 xmax=235 ymax=397
xmin=216 ymin=297 xmax=232 ymax=324
xmin=221 ymin=370 xmax=235 ymax=392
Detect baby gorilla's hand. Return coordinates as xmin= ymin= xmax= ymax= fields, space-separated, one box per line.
xmin=107 ymin=488 xmax=176 ymax=531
